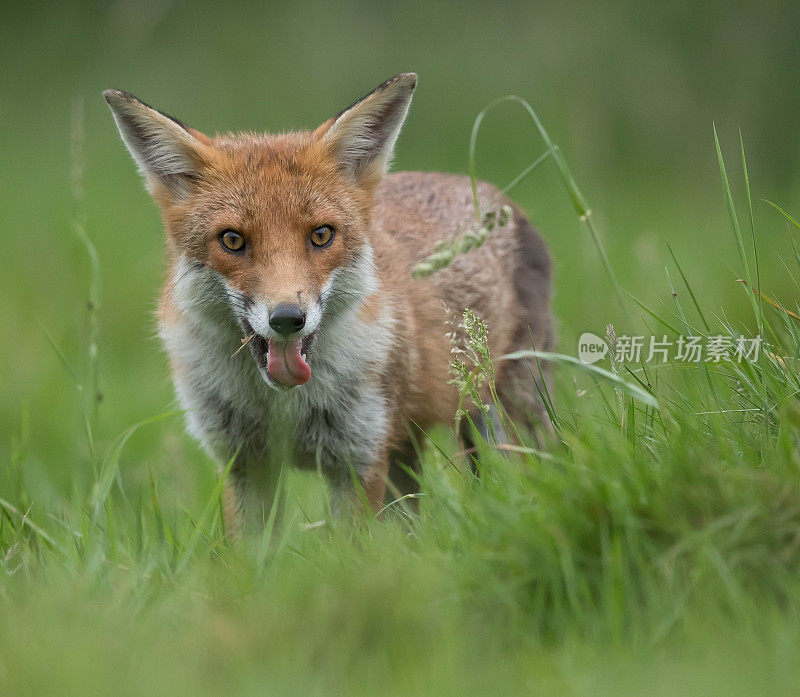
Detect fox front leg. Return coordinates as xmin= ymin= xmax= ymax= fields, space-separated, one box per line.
xmin=221 ymin=456 xmax=285 ymax=543
xmin=327 ymin=454 xmax=391 ymax=518
xmin=221 ymin=474 xmax=244 ymax=543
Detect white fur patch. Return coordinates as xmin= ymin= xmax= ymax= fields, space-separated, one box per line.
xmin=161 ymin=246 xmax=395 ymax=480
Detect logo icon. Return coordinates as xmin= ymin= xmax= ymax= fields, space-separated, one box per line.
xmin=578 ymin=332 xmax=608 ymax=364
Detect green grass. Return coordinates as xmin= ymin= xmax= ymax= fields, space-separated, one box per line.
xmin=5 ymin=2 xmax=800 ymax=693
xmin=4 ymin=89 xmax=800 ymax=694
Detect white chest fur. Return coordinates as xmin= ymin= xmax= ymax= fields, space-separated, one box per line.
xmin=160 ymin=251 xmax=395 ymax=477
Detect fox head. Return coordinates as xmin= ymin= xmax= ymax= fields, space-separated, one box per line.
xmin=104 ymin=74 xmax=416 ymax=389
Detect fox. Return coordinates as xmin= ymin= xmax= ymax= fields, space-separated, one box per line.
xmin=104 ymin=73 xmax=554 ymax=537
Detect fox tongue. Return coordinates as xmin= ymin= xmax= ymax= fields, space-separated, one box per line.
xmin=267 ymin=339 xmax=311 ymax=386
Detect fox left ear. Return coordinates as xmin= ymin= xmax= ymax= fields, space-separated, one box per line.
xmin=103 ymin=90 xmax=208 ymax=199
xmin=320 ymin=73 xmax=417 ymax=187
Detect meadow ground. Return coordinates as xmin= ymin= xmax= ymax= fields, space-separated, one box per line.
xmin=3 ymin=2 xmax=800 ymax=695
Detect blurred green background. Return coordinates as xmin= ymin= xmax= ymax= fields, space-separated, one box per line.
xmin=1 ymin=0 xmax=799 ymax=495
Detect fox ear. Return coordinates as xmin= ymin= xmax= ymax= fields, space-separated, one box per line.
xmin=103 ymin=90 xmax=207 ymax=197
xmin=320 ymin=73 xmax=417 ymax=187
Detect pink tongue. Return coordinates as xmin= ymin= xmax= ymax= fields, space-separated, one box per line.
xmin=267 ymin=339 xmax=311 ymax=386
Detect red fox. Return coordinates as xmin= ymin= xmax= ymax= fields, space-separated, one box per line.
xmin=104 ymin=74 xmax=554 ymax=536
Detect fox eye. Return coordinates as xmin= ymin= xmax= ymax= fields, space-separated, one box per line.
xmin=220 ymin=230 xmax=246 ymax=253
xmin=310 ymin=225 xmax=335 ymax=249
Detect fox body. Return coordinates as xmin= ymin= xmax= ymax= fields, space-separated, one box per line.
xmin=105 ymin=74 xmax=554 ymax=535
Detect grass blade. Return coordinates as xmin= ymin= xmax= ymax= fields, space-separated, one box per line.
xmin=498 ymin=349 xmax=659 ymax=409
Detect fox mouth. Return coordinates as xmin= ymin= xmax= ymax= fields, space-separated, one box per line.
xmin=242 ymin=320 xmax=314 ymax=389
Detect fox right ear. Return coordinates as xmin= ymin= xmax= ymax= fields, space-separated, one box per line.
xmin=103 ymin=90 xmax=207 ymax=197
xmin=320 ymin=73 xmax=417 ymax=188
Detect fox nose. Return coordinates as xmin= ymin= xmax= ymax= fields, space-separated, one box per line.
xmin=269 ymin=304 xmax=305 ymax=336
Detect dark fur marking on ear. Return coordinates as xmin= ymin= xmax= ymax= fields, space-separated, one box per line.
xmin=106 ymin=90 xmax=191 ymax=132
xmin=332 ymin=73 xmax=417 ymax=122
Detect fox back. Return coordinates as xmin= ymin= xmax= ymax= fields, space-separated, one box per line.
xmin=105 ymin=74 xmax=554 ymax=535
